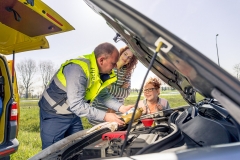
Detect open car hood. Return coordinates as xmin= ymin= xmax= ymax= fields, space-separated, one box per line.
xmin=0 ymin=0 xmax=74 ymax=54
xmin=83 ymin=0 xmax=240 ymax=123
xmin=29 ymin=1 xmax=240 ymax=159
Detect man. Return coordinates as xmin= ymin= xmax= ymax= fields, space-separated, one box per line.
xmin=39 ymin=42 xmax=133 ymax=149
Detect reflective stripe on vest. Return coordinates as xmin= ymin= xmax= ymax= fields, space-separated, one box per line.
xmin=53 ymin=76 xmax=67 ymax=92
xmin=43 ymin=91 xmax=71 ymax=114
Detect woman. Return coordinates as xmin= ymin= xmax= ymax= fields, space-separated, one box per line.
xmin=89 ymin=46 xmax=138 ymax=125
xmin=138 ymin=77 xmax=170 ymax=115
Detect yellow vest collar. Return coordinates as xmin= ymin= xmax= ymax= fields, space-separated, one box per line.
xmin=82 ymin=52 xmax=100 ymax=82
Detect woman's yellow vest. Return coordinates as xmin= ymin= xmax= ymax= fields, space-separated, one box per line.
xmin=56 ymin=52 xmax=117 ymax=102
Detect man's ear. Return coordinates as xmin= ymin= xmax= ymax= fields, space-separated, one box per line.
xmin=97 ymin=56 xmax=105 ymax=66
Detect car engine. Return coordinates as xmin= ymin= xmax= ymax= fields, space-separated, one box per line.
xmin=42 ymin=99 xmax=239 ymax=160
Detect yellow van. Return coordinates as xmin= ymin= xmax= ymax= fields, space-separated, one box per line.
xmin=0 ymin=0 xmax=74 ymax=158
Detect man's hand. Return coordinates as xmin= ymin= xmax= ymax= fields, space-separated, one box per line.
xmin=119 ymin=105 xmax=134 ymax=113
xmin=104 ymin=113 xmax=125 ymax=125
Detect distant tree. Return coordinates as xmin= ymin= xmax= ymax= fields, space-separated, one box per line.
xmin=233 ymin=63 xmax=240 ymax=80
xmin=39 ymin=61 xmax=56 ymax=89
xmin=17 ymin=82 xmax=25 ymax=98
xmin=16 ymin=59 xmax=37 ymax=98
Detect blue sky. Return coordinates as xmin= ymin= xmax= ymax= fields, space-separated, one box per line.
xmin=9 ymin=0 xmax=240 ymax=89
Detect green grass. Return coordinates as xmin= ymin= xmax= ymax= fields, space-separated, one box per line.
xmin=11 ymin=102 xmax=40 ymax=160
xmin=11 ymin=92 xmax=203 ymax=159
xmin=11 ymin=101 xmax=92 ymax=160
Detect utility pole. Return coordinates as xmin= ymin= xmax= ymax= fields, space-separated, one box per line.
xmin=216 ymin=34 xmax=220 ymax=66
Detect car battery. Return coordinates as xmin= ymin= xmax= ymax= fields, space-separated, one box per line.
xmin=82 ymin=139 xmax=109 ymax=159
xmin=102 ymin=131 xmax=127 ymax=140
xmin=127 ymin=134 xmax=158 ymax=156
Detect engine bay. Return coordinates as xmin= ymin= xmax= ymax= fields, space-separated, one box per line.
xmin=42 ymin=100 xmax=239 ymax=160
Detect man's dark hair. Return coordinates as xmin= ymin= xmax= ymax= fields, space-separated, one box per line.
xmin=94 ymin=42 xmax=118 ymax=58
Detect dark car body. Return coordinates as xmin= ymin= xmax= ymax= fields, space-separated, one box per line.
xmin=31 ymin=1 xmax=240 ymax=160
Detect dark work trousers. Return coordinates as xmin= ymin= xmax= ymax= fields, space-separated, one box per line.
xmin=40 ymin=108 xmax=83 ymax=150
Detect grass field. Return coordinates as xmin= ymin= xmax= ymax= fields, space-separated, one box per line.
xmin=11 ymin=91 xmax=203 ymax=159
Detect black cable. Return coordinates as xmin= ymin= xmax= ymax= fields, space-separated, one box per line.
xmin=5 ymin=7 xmax=21 ymax=22
xmin=120 ymin=47 xmax=160 ymax=157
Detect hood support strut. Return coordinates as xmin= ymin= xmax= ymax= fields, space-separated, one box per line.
xmin=12 ymin=51 xmax=15 ymax=83
xmin=120 ymin=41 xmax=164 ymax=157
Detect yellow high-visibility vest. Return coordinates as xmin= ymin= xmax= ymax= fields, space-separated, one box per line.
xmin=56 ymin=52 xmax=117 ymax=102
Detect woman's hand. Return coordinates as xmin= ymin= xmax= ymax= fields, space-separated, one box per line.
xmin=107 ymin=108 xmax=116 ymax=113
xmin=119 ymin=105 xmax=134 ymax=113
xmin=121 ymin=82 xmax=130 ymax=88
